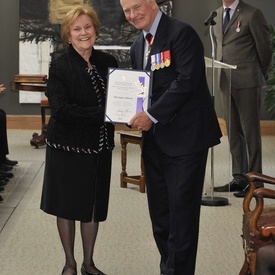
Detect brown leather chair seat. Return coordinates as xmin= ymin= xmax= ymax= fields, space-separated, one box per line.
xmin=240 ymin=172 xmax=275 ymax=275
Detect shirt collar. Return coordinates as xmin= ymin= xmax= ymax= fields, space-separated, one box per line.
xmin=223 ymin=0 xmax=239 ymax=12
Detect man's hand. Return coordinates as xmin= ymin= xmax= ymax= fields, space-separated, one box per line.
xmin=0 ymin=84 xmax=6 ymax=93
xmin=128 ymin=111 xmax=153 ymax=131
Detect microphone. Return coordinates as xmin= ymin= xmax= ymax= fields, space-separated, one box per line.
xmin=204 ymin=11 xmax=217 ymax=26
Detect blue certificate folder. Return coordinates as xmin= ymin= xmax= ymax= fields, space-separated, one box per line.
xmin=105 ymin=68 xmax=152 ymax=124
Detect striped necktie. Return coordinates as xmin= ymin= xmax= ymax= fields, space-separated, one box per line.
xmin=223 ymin=8 xmax=231 ymax=32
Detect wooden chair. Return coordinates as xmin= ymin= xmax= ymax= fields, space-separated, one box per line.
xmin=9 ymin=74 xmax=49 ymax=149
xmin=240 ymin=172 xmax=275 ymax=275
xmin=116 ymin=130 xmax=145 ymax=193
xmin=40 ymin=97 xmax=50 ymax=128
xmin=30 ymin=97 xmax=50 ymax=148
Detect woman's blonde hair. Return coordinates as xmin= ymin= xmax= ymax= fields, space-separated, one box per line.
xmin=61 ymin=4 xmax=100 ymax=43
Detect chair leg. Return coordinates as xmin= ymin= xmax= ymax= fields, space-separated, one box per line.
xmin=30 ymin=125 xmax=47 ymax=149
xmin=249 ymin=253 xmax=257 ymax=275
xmin=239 ymin=259 xmax=249 ymax=275
xmin=239 ymin=252 xmax=257 ymax=275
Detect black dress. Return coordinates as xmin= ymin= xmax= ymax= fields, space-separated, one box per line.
xmin=40 ymin=45 xmax=118 ymax=222
xmin=41 ymin=146 xmax=112 ymax=222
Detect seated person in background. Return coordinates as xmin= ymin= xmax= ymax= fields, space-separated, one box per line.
xmin=255 ymin=244 xmax=275 ymax=275
xmin=0 ymin=83 xmax=18 ymax=189
xmin=0 ymin=84 xmax=5 ymax=196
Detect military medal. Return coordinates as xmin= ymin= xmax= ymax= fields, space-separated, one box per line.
xmin=160 ymin=52 xmax=165 ymax=68
xmin=236 ymin=21 xmax=241 ymax=32
xmin=163 ymin=50 xmax=171 ymax=67
xmin=151 ymin=55 xmax=156 ymax=71
xmin=155 ymin=53 xmax=161 ymax=70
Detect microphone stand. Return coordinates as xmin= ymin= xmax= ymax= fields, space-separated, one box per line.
xmin=201 ymin=19 xmax=228 ymax=206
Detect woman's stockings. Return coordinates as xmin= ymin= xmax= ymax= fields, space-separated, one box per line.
xmin=57 ymin=217 xmax=77 ymax=274
xmin=81 ymin=220 xmax=105 ymax=274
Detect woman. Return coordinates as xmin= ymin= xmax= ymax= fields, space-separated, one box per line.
xmin=40 ymin=4 xmax=118 ymax=275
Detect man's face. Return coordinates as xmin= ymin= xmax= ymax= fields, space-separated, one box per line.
xmin=222 ymin=0 xmax=236 ymax=6
xmin=121 ymin=0 xmax=157 ymax=32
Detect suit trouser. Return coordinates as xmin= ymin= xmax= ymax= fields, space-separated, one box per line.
xmin=0 ymin=109 xmax=9 ymax=160
xmin=220 ymin=86 xmax=262 ymax=182
xmin=142 ymin=132 xmax=208 ymax=275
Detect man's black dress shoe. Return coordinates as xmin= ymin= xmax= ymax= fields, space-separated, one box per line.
xmin=214 ymin=179 xmax=247 ymax=192
xmin=234 ymin=183 xmax=264 ymax=198
xmin=0 ymin=164 xmax=13 ymax=172
xmin=0 ymin=176 xmax=9 ymax=182
xmin=0 ymin=180 xmax=8 ymax=187
xmin=4 ymin=158 xmax=18 ymax=166
xmin=0 ymin=171 xmax=14 ymax=178
xmin=81 ymin=264 xmax=106 ymax=275
xmin=233 ymin=190 xmax=247 ymax=198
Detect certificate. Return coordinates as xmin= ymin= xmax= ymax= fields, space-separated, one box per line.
xmin=105 ymin=68 xmax=152 ymax=123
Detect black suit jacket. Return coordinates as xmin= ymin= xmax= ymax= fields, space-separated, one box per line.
xmin=130 ymin=13 xmax=222 ymax=157
xmin=46 ymin=45 xmax=118 ymax=152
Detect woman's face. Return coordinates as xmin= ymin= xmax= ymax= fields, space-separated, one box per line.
xmin=68 ymin=14 xmax=97 ymax=55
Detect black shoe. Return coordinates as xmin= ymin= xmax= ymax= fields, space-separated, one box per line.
xmin=81 ymin=264 xmax=106 ymax=275
xmin=4 ymin=158 xmax=18 ymax=166
xmin=0 ymin=176 xmax=9 ymax=182
xmin=0 ymin=172 xmax=14 ymax=178
xmin=234 ymin=183 xmax=264 ymax=198
xmin=0 ymin=186 xmax=4 ymax=192
xmin=233 ymin=189 xmax=247 ymax=198
xmin=0 ymin=164 xmax=13 ymax=172
xmin=0 ymin=195 xmax=3 ymax=202
xmin=214 ymin=179 xmax=247 ymax=192
xmin=61 ymin=266 xmax=77 ymax=275
xmin=0 ymin=180 xmax=8 ymax=187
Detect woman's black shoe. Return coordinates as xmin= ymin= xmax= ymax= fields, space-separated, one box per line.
xmin=81 ymin=264 xmax=106 ymax=275
xmin=61 ymin=265 xmax=77 ymax=275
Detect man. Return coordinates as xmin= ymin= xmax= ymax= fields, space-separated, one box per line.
xmin=212 ymin=0 xmax=272 ymax=197
xmin=120 ymin=0 xmax=222 ymax=274
xmin=0 ymin=84 xmax=18 ymax=193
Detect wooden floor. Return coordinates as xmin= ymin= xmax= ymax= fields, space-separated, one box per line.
xmin=6 ymin=115 xmax=275 ymax=135
xmin=7 ymin=115 xmax=49 ymax=130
